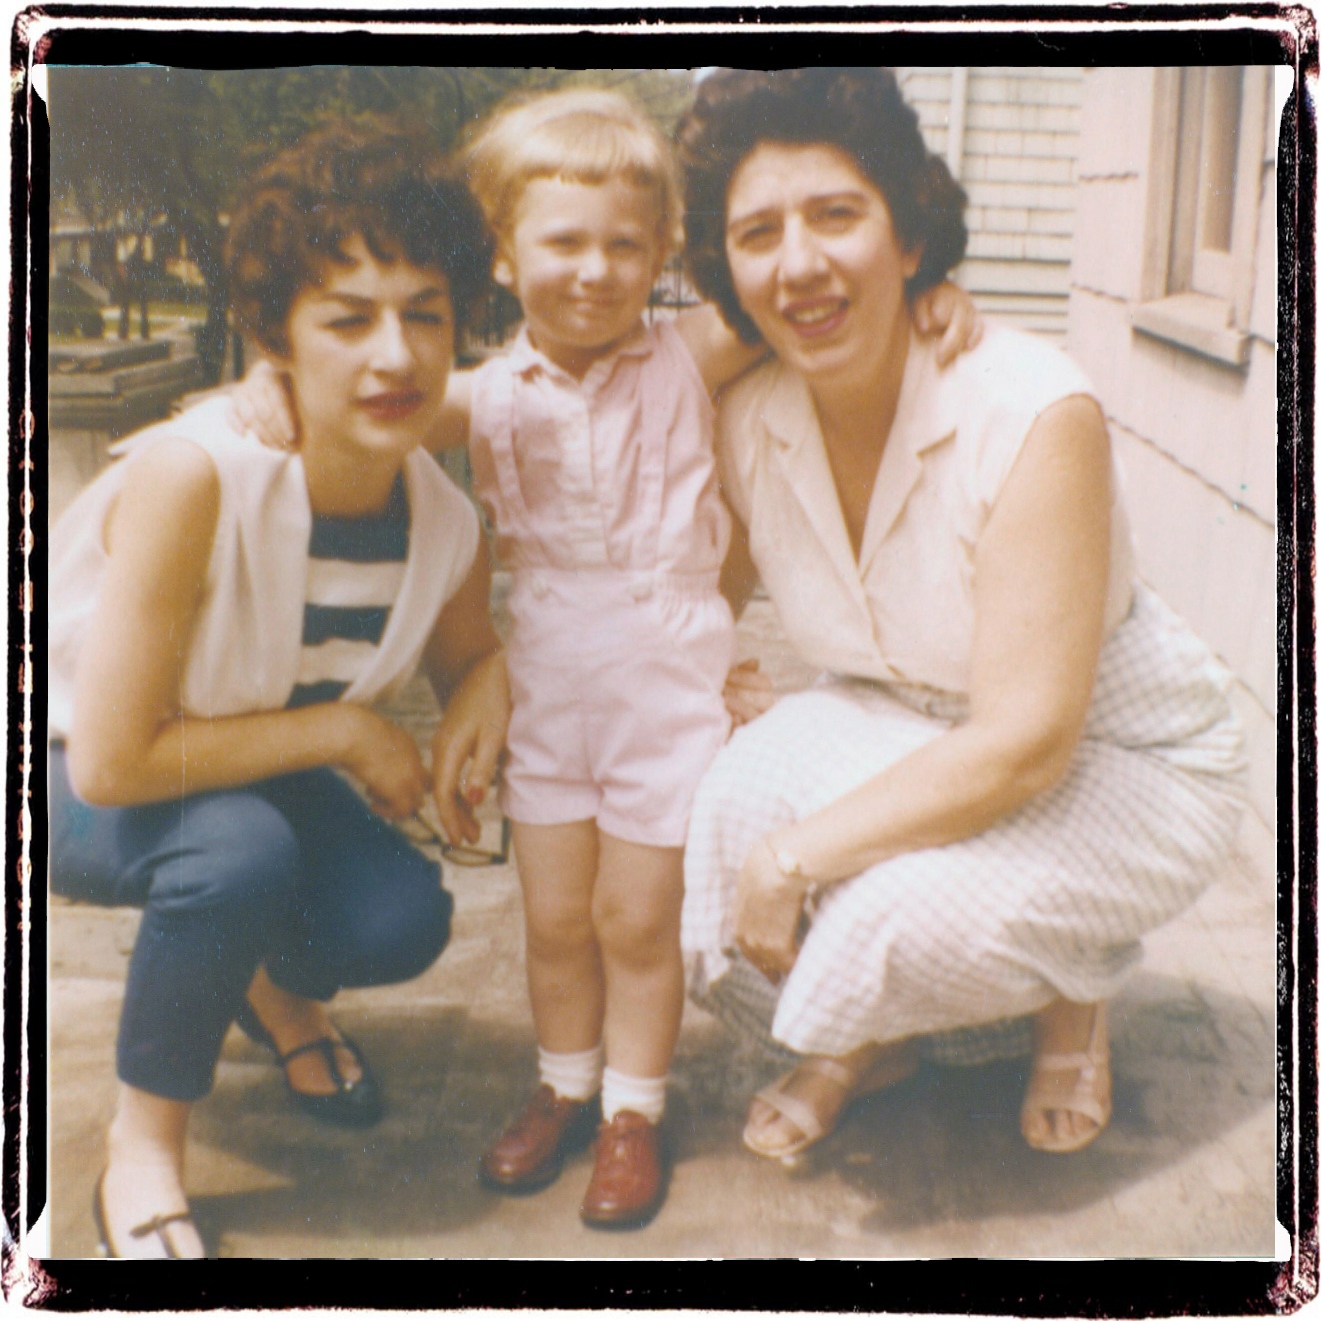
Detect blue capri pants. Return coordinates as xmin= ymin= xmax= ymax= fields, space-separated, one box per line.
xmin=49 ymin=743 xmax=452 ymax=1102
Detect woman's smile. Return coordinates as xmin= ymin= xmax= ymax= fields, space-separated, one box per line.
xmin=781 ymin=296 xmax=850 ymax=338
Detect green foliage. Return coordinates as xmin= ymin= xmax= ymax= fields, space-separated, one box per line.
xmin=48 ymin=66 xmax=697 ymax=279
xmin=47 ymin=65 xmax=695 ymax=378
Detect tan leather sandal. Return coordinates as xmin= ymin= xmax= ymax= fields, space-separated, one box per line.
xmin=743 ymin=1046 xmax=919 ymax=1164
xmin=93 ymin=1171 xmax=205 ymax=1259
xmin=1021 ymin=1002 xmax=1112 ymax=1153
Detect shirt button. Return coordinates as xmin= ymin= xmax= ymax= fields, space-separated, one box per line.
xmin=629 ymin=580 xmax=653 ymax=602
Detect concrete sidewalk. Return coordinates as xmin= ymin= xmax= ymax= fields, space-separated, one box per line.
xmin=45 ymin=589 xmax=1277 ymax=1261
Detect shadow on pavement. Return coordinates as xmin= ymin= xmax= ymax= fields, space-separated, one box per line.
xmin=180 ymin=970 xmax=1272 ymax=1252
xmin=674 ymin=971 xmax=1272 ymax=1233
xmin=189 ymin=1010 xmax=542 ymax=1245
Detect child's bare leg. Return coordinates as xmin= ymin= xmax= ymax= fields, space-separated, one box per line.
xmin=592 ymin=835 xmax=685 ymax=1087
xmin=513 ymin=820 xmax=604 ymax=1052
xmin=579 ymin=833 xmax=683 ymax=1226
xmin=481 ymin=821 xmax=604 ymax=1192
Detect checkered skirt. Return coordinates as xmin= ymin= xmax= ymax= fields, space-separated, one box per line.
xmin=681 ymin=584 xmax=1248 ymax=1063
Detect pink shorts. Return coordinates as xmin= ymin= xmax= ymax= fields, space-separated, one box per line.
xmin=501 ymin=567 xmax=735 ymax=848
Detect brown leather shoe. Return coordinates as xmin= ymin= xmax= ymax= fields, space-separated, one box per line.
xmin=579 ymin=1110 xmax=666 ymax=1228
xmin=479 ymin=1085 xmax=599 ymax=1192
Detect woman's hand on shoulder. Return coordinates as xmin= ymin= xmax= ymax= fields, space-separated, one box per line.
xmin=911 ymin=280 xmax=983 ymax=368
xmin=228 ymin=359 xmax=299 ymax=450
xmin=334 ymin=705 xmax=429 ymax=821
xmin=724 ymin=657 xmax=776 ymax=728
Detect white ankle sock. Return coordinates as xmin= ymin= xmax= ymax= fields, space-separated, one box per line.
xmin=538 ymin=1044 xmax=603 ymax=1102
xmin=600 ymin=1066 xmax=667 ymax=1124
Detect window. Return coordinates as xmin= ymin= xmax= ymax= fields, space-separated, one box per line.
xmin=1131 ymin=66 xmax=1271 ymax=367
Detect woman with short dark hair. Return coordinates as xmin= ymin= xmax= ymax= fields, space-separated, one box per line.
xmin=677 ymin=68 xmax=1246 ymax=1163
xmin=48 ymin=119 xmax=507 ymax=1256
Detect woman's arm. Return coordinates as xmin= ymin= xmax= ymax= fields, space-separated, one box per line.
xmin=734 ymin=395 xmax=1113 ymax=975
xmin=68 ymin=439 xmax=428 ymax=817
xmin=719 ymin=510 xmax=777 ymax=727
xmin=228 ymin=359 xmax=473 ymax=455
xmin=674 ymin=304 xmax=767 ymax=396
xmin=420 ymin=539 xmax=510 ymax=845
xmin=675 ymin=282 xmax=983 ymax=398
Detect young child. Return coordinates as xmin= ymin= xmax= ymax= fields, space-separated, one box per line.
xmin=233 ymin=88 xmax=979 ymax=1229
xmin=457 ymin=88 xmax=748 ymax=1227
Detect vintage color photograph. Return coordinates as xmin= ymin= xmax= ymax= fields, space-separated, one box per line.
xmin=34 ymin=44 xmax=1285 ymax=1273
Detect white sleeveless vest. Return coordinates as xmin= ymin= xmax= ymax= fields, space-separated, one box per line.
xmin=49 ymin=397 xmax=480 ymax=738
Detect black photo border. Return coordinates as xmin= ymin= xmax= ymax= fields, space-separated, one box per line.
xmin=8 ymin=8 xmax=1316 ymax=1313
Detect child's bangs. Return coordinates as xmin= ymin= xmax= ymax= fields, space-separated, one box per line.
xmin=532 ymin=113 xmax=668 ymax=193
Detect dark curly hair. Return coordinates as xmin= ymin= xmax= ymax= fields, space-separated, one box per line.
xmin=678 ymin=67 xmax=969 ymax=344
xmin=225 ymin=117 xmax=494 ymax=354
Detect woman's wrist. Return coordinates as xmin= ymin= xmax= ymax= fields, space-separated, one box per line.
xmin=762 ymin=828 xmax=824 ymax=898
xmin=327 ymin=701 xmax=371 ymax=771
xmin=764 ymin=818 xmax=861 ymax=893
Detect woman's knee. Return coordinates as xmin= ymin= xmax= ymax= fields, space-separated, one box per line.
xmin=346 ymin=866 xmax=453 ymax=986
xmin=146 ymin=794 xmax=301 ymax=920
xmin=691 ymin=698 xmax=819 ymax=825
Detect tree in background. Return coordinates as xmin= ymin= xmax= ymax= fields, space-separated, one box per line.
xmin=48 ymin=66 xmax=696 ymax=380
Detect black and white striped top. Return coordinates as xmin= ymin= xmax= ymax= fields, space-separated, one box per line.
xmin=287 ymin=474 xmax=410 ymax=710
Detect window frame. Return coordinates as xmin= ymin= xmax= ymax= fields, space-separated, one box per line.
xmin=1130 ymin=65 xmax=1271 ymax=368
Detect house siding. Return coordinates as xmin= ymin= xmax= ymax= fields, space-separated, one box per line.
xmin=897 ymin=66 xmax=1085 ymax=341
xmin=1065 ymin=67 xmax=1277 ymax=848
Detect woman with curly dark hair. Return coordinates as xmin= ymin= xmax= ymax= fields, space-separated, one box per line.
xmin=48 ymin=119 xmax=508 ymax=1256
xmin=678 ymin=68 xmax=1246 ymax=1163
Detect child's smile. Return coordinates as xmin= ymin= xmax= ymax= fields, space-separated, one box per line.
xmin=495 ymin=175 xmax=666 ymax=379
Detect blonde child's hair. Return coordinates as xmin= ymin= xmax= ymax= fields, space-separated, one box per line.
xmin=462 ymin=86 xmax=684 ymax=257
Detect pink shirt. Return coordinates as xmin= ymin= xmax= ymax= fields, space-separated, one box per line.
xmin=468 ymin=320 xmax=730 ymax=578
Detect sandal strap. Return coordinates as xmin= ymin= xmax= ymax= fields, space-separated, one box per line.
xmin=129 ymin=1210 xmax=197 ymax=1258
xmin=280 ymin=1035 xmax=347 ymax=1088
xmin=752 ymin=1079 xmax=827 ymax=1145
xmin=1021 ymin=1005 xmax=1112 ymax=1152
xmin=796 ymin=1056 xmax=859 ymax=1089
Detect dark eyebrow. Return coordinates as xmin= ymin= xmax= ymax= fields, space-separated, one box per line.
xmin=729 ymin=190 xmax=870 ymax=227
xmin=801 ymin=191 xmax=871 ymax=211
xmin=317 ymin=287 xmax=448 ymax=308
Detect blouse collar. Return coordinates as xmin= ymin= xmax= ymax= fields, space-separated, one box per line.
xmin=756 ymin=326 xmax=960 ymax=587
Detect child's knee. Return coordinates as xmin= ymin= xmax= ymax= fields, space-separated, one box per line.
xmin=525 ymin=898 xmax=596 ymax=962
xmin=591 ymin=890 xmax=679 ymax=966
